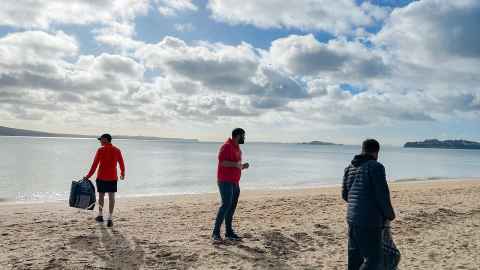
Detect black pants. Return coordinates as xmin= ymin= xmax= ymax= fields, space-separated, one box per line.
xmin=213 ymin=181 xmax=240 ymax=236
xmin=348 ymin=224 xmax=383 ymax=270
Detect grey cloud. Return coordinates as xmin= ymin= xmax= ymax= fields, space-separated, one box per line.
xmin=57 ymin=92 xmax=83 ymax=103
xmin=166 ymin=58 xmax=258 ymax=91
xmin=375 ymin=0 xmax=480 ymax=62
xmin=95 ymin=54 xmax=144 ymax=78
xmin=251 ymin=67 xmax=308 ymax=100
xmin=269 ymin=35 xmax=389 ymax=80
xmin=287 ymin=48 xmax=348 ymax=75
xmin=250 ymin=97 xmax=289 ymax=109
xmin=0 ymin=71 xmax=124 ymax=93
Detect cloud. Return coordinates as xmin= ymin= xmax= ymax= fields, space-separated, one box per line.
xmin=136 ymin=37 xmax=260 ymax=92
xmin=268 ymin=34 xmax=389 ymax=81
xmin=0 ymin=0 xmax=479 ymax=137
xmin=136 ymin=36 xmax=310 ymax=111
xmin=208 ymin=0 xmax=388 ymax=34
xmin=174 ymin=23 xmax=195 ymax=32
xmin=156 ymin=0 xmax=198 ymax=16
xmin=0 ymin=30 xmax=78 ymax=64
xmin=374 ymin=0 xmax=480 ymax=66
xmin=0 ymin=0 xmax=149 ymax=29
xmin=93 ymin=54 xmax=145 ymax=79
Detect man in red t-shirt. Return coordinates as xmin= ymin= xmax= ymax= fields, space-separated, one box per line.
xmin=212 ymin=128 xmax=249 ymax=242
xmin=83 ymin=134 xmax=125 ymax=227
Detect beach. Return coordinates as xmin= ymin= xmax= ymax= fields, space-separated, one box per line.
xmin=1 ymin=179 xmax=479 ymax=269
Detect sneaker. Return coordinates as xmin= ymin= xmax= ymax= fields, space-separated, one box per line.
xmin=107 ymin=220 xmax=113 ymax=227
xmin=95 ymin=216 xmax=104 ymax=223
xmin=225 ymin=233 xmax=242 ymax=241
xmin=212 ymin=234 xmax=222 ymax=243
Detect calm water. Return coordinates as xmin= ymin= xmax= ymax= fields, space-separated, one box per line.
xmin=0 ymin=137 xmax=479 ymax=202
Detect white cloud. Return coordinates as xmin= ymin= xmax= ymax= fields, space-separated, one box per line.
xmin=0 ymin=0 xmax=149 ymax=29
xmin=0 ymin=30 xmax=78 ymax=64
xmin=208 ymin=0 xmax=388 ymax=34
xmin=174 ymin=23 xmax=195 ymax=32
xmin=0 ymin=0 xmax=479 ymax=140
xmin=156 ymin=0 xmax=198 ymax=16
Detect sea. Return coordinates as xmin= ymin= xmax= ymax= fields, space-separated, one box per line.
xmin=0 ymin=136 xmax=478 ymax=202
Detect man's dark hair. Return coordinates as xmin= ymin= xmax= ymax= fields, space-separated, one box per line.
xmin=232 ymin=128 xmax=245 ymax=138
xmin=98 ymin=133 xmax=112 ymax=142
xmin=362 ymin=139 xmax=380 ymax=154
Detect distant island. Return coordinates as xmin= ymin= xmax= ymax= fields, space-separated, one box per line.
xmin=300 ymin=141 xmax=342 ymax=146
xmin=404 ymin=139 xmax=480 ymax=150
xmin=0 ymin=126 xmax=198 ymax=142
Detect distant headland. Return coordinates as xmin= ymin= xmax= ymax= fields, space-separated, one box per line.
xmin=300 ymin=141 xmax=342 ymax=146
xmin=0 ymin=126 xmax=198 ymax=142
xmin=404 ymin=139 xmax=480 ymax=150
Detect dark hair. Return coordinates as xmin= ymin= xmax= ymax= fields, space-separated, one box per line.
xmin=232 ymin=128 xmax=245 ymax=138
xmin=362 ymin=139 xmax=380 ymax=154
xmin=98 ymin=133 xmax=112 ymax=142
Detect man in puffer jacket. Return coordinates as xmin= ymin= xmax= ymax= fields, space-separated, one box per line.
xmin=342 ymin=139 xmax=396 ymax=270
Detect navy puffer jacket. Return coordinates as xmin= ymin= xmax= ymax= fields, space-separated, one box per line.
xmin=342 ymin=154 xmax=395 ymax=227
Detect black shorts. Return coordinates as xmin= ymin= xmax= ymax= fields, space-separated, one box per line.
xmin=96 ymin=180 xmax=118 ymax=193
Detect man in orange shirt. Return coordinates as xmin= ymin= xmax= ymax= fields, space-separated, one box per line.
xmin=83 ymin=134 xmax=125 ymax=227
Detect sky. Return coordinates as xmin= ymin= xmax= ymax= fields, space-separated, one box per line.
xmin=0 ymin=0 xmax=479 ymax=145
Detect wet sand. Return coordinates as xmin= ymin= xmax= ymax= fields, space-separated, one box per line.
xmin=1 ymin=179 xmax=479 ymax=269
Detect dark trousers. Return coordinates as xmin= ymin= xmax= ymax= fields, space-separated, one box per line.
xmin=348 ymin=224 xmax=383 ymax=270
xmin=213 ymin=181 xmax=240 ymax=236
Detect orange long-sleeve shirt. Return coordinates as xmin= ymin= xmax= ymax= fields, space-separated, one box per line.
xmin=86 ymin=143 xmax=125 ymax=181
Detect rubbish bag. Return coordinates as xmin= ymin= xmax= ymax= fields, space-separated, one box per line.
xmin=383 ymin=226 xmax=401 ymax=270
xmin=69 ymin=179 xmax=96 ymax=210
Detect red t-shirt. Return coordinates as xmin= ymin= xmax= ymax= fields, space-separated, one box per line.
xmin=217 ymin=138 xmax=242 ymax=184
xmin=86 ymin=143 xmax=125 ymax=181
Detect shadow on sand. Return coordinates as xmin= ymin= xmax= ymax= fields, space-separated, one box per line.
xmin=68 ymin=226 xmax=145 ymax=269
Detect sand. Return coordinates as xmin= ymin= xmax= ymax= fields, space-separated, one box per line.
xmin=1 ymin=179 xmax=479 ymax=269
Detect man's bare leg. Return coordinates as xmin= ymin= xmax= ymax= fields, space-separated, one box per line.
xmin=108 ymin=192 xmax=115 ymax=219
xmin=106 ymin=192 xmax=115 ymax=227
xmin=95 ymin=192 xmax=105 ymax=222
xmin=98 ymin=192 xmax=105 ymax=216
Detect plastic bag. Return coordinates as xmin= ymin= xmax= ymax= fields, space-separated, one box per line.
xmin=383 ymin=226 xmax=401 ymax=270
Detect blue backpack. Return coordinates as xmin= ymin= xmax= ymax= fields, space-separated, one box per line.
xmin=69 ymin=179 xmax=96 ymax=210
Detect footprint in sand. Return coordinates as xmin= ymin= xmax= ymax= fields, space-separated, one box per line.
xmin=262 ymin=231 xmax=300 ymax=257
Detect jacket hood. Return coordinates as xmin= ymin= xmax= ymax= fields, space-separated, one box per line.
xmin=351 ymin=154 xmax=376 ymax=167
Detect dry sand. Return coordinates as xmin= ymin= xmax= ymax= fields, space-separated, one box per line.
xmin=1 ymin=179 xmax=479 ymax=269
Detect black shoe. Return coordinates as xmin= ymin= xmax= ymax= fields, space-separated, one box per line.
xmin=225 ymin=233 xmax=242 ymax=241
xmin=107 ymin=220 xmax=113 ymax=227
xmin=212 ymin=234 xmax=222 ymax=243
xmin=95 ymin=216 xmax=104 ymax=223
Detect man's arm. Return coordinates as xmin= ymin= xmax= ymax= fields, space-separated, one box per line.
xmin=370 ymin=163 xmax=396 ymax=221
xmin=118 ymin=149 xmax=125 ymax=179
xmin=84 ymin=149 xmax=100 ymax=180
xmin=342 ymin=167 xmax=349 ymax=202
xmin=221 ymin=161 xmax=242 ymax=169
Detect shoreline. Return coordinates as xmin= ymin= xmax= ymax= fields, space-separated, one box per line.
xmin=1 ymin=177 xmax=479 ymax=206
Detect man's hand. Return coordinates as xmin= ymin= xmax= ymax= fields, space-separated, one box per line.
xmin=242 ymin=163 xmax=250 ymax=170
xmin=82 ymin=176 xmax=89 ymax=181
xmin=384 ymin=219 xmax=392 ymax=228
xmin=120 ymin=175 xmax=125 ymax=180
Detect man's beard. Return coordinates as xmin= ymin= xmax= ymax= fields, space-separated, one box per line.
xmin=238 ymin=138 xmax=245 ymax=144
